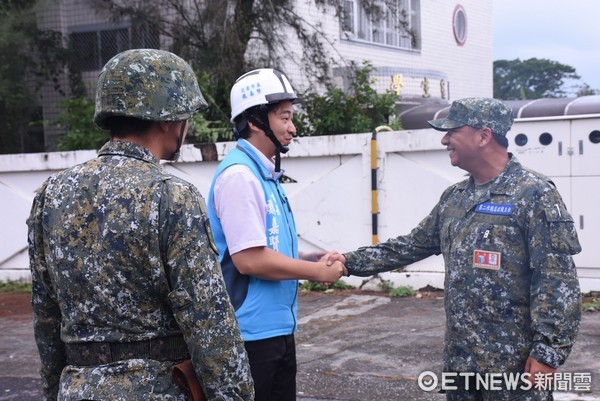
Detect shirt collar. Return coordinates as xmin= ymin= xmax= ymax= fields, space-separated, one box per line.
xmin=98 ymin=140 xmax=159 ymax=164
xmin=239 ymin=139 xmax=282 ymax=179
xmin=459 ymin=153 xmax=520 ymax=195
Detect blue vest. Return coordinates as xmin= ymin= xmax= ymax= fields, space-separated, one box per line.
xmin=208 ymin=140 xmax=299 ymax=341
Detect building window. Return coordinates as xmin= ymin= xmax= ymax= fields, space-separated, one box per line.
xmin=69 ymin=22 xmax=160 ymax=72
xmin=452 ymin=5 xmax=467 ymax=46
xmin=341 ymin=0 xmax=421 ymax=50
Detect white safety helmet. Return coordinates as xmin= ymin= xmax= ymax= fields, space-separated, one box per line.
xmin=230 ymin=68 xmax=301 ymax=122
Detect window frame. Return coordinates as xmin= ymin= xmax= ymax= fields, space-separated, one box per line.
xmin=452 ymin=5 xmax=468 ymax=46
xmin=341 ymin=0 xmax=420 ymax=50
xmin=69 ymin=21 xmax=160 ymax=72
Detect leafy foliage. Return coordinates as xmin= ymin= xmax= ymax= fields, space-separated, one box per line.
xmin=3 ymin=0 xmax=416 ymax=152
xmin=0 ymin=280 xmax=32 ymax=293
xmin=582 ymin=295 xmax=600 ymax=312
xmin=186 ymin=72 xmax=235 ymax=144
xmin=90 ymin=1 xmax=411 ymax=138
xmin=493 ymin=58 xmax=580 ymax=100
xmin=55 ymin=62 xmax=399 ymax=149
xmin=390 ymin=285 xmax=415 ymax=298
xmin=576 ymin=84 xmax=598 ymax=97
xmin=0 ymin=1 xmax=40 ymax=153
xmin=376 ymin=279 xmax=415 ymax=297
xmin=377 ymin=279 xmax=394 ymax=292
xmin=56 ymin=98 xmax=108 ymax=151
xmin=300 ymin=280 xmax=355 ymax=292
xmin=0 ymin=0 xmax=72 ymax=154
xmin=187 ymin=113 xmax=234 ymax=144
xmin=295 ymin=62 xmax=401 ymax=136
xmin=89 ymin=0 xmax=338 ymax=125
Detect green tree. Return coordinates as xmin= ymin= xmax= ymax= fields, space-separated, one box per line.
xmin=6 ymin=0 xmax=415 ymax=152
xmin=90 ymin=0 xmax=416 ymax=128
xmin=56 ymin=98 xmax=108 ymax=151
xmin=0 ymin=1 xmax=39 ymax=153
xmin=55 ymin=72 xmax=238 ymax=151
xmin=493 ymin=58 xmax=580 ymax=100
xmin=295 ymin=62 xmax=401 ymax=136
xmin=576 ymin=83 xmax=598 ymax=97
xmin=56 ymin=63 xmax=400 ymax=148
xmin=0 ymin=0 xmax=70 ymax=154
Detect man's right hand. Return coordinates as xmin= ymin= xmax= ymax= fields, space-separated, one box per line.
xmin=315 ymin=252 xmax=347 ymax=283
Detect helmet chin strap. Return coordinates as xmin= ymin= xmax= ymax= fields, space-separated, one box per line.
xmin=247 ymin=115 xmax=288 ymax=173
xmin=169 ymin=121 xmax=187 ymax=161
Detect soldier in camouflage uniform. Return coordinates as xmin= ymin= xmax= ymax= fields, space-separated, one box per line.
xmin=27 ymin=49 xmax=254 ymax=401
xmin=333 ymin=98 xmax=581 ymax=401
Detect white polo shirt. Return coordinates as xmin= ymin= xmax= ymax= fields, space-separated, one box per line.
xmin=212 ymin=140 xmax=276 ymax=255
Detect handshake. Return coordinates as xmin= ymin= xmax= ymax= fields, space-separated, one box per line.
xmin=300 ymin=251 xmax=348 ymax=284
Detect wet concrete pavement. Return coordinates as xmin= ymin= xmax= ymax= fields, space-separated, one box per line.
xmin=1 ymin=290 xmax=599 ymax=400
xmin=296 ymin=292 xmax=447 ymax=401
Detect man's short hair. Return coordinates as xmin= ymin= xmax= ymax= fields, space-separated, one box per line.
xmin=103 ymin=116 xmax=154 ymax=137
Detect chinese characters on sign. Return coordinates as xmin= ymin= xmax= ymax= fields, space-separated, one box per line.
xmin=390 ymin=74 xmax=449 ymax=99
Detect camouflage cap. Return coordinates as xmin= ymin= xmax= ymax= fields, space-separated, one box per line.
xmin=427 ymin=97 xmax=514 ymax=136
xmin=94 ymin=48 xmax=208 ymax=129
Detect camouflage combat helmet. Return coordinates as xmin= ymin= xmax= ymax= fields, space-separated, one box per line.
xmin=428 ymin=97 xmax=514 ymax=137
xmin=94 ymin=48 xmax=207 ymax=129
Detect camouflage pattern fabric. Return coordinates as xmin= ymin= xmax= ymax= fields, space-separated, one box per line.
xmin=94 ymin=49 xmax=208 ymax=129
xmin=27 ymin=141 xmax=253 ymax=401
xmin=344 ymin=155 xmax=581 ymax=388
xmin=428 ymin=97 xmax=514 ymax=137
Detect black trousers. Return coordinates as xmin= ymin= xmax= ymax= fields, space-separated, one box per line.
xmin=244 ymin=334 xmax=297 ymax=401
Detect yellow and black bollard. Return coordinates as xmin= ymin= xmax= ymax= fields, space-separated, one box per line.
xmin=371 ymin=125 xmax=392 ymax=245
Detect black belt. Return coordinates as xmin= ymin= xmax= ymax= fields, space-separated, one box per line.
xmin=65 ymin=335 xmax=190 ymax=366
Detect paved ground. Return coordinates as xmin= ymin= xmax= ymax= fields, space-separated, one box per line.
xmin=1 ymin=289 xmax=599 ymax=401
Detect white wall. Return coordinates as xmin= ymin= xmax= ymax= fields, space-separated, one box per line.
xmin=288 ymin=0 xmax=493 ymax=101
xmin=2 ymin=124 xmax=598 ymax=293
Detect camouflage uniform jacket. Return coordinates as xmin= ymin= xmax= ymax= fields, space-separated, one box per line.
xmin=27 ymin=141 xmax=254 ymax=401
xmin=344 ymin=155 xmax=581 ymax=374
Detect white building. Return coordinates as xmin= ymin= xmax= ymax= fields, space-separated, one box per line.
xmin=35 ymin=0 xmax=493 ymax=150
xmin=288 ymin=0 xmax=492 ymax=101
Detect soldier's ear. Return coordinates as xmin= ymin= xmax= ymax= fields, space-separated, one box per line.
xmin=479 ymin=127 xmax=493 ymax=145
xmin=157 ymin=121 xmax=171 ymax=133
